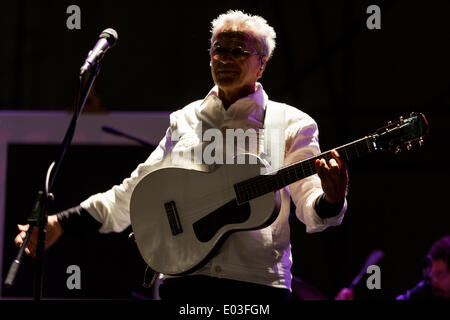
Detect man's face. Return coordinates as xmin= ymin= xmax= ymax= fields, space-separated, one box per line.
xmin=210 ymin=30 xmax=265 ymax=93
xmin=431 ymin=259 xmax=450 ymax=299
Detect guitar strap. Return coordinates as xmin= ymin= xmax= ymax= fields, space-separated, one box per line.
xmin=263 ymin=101 xmax=286 ymax=170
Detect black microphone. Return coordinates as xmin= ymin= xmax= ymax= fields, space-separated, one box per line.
xmin=80 ymin=28 xmax=118 ymax=75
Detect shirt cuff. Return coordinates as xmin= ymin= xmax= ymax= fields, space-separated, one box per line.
xmin=314 ymin=193 xmax=345 ymax=219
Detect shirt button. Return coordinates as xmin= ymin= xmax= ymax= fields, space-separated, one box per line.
xmin=214 ymin=265 xmax=222 ymax=273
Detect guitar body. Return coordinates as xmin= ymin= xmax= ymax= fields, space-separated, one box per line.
xmin=130 ymin=154 xmax=280 ymax=275
xmin=130 ymin=112 xmax=429 ymax=275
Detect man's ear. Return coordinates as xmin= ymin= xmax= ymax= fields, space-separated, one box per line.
xmin=257 ymin=56 xmax=269 ymax=78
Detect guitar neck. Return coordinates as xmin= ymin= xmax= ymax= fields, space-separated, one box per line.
xmin=235 ymin=135 xmax=376 ymax=203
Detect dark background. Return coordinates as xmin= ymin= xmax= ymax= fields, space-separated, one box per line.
xmin=1 ymin=0 xmax=449 ymax=299
xmin=2 ymin=144 xmax=153 ymax=299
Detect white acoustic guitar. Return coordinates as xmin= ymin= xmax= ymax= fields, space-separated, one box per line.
xmin=130 ymin=113 xmax=429 ymax=275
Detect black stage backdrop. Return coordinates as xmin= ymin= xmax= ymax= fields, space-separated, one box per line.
xmin=1 ymin=0 xmax=449 ymax=300
xmin=2 ymin=144 xmax=153 ymax=299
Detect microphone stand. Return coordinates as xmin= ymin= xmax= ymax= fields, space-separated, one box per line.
xmin=101 ymin=125 xmax=155 ymax=149
xmin=4 ymin=63 xmax=101 ymax=300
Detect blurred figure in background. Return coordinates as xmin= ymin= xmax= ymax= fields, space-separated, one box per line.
xmin=396 ymin=235 xmax=450 ymax=300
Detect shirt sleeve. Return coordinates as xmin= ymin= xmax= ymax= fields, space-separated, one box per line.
xmin=79 ymin=125 xmax=175 ymax=233
xmin=56 ymin=205 xmax=102 ymax=234
xmin=284 ymin=107 xmax=347 ymax=233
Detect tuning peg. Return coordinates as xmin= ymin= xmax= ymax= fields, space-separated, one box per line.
xmin=399 ymin=116 xmax=404 ymax=121
xmin=410 ymin=112 xmax=417 ymax=117
xmin=387 ymin=121 xmax=392 ymax=126
xmin=419 ymin=138 xmax=424 ymax=147
xmin=406 ymin=142 xmax=412 ymax=151
xmin=395 ymin=146 xmax=402 ymax=154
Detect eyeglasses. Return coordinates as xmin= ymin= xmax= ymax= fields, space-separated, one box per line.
xmin=210 ymin=45 xmax=260 ymax=60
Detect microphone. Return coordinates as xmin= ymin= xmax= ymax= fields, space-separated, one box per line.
xmin=80 ymin=28 xmax=118 ymax=75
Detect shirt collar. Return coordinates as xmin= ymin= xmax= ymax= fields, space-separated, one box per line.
xmin=196 ymin=82 xmax=268 ymax=130
xmin=204 ymin=82 xmax=268 ymax=110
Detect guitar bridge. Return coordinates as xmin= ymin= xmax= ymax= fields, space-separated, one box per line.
xmin=164 ymin=201 xmax=183 ymax=236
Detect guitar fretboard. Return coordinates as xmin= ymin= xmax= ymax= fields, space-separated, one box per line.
xmin=234 ymin=136 xmax=375 ymax=203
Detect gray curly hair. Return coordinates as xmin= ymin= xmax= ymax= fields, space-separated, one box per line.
xmin=210 ymin=10 xmax=277 ymax=59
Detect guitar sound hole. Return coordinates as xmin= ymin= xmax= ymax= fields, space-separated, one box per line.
xmin=193 ymin=199 xmax=250 ymax=242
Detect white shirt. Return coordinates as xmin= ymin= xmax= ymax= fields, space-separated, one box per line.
xmin=80 ymin=83 xmax=347 ymax=290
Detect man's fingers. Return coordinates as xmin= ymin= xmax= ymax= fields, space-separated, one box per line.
xmin=317 ymin=157 xmax=340 ymax=179
xmin=17 ymin=224 xmax=29 ymax=232
xmin=330 ymin=150 xmax=342 ymax=167
xmin=316 ymin=159 xmax=333 ymax=187
xmin=14 ymin=223 xmax=36 ymax=256
xmin=328 ymin=158 xmax=339 ymax=172
xmin=14 ymin=235 xmax=23 ymax=248
xmin=331 ymin=149 xmax=341 ymax=160
xmin=14 ymin=230 xmax=28 ymax=246
xmin=315 ymin=159 xmax=324 ymax=174
xmin=14 ymin=234 xmax=34 ymax=256
xmin=331 ymin=150 xmax=348 ymax=172
xmin=330 ymin=150 xmax=349 ymax=181
xmin=315 ymin=150 xmax=349 ymax=204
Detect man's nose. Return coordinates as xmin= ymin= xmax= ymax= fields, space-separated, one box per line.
xmin=216 ymin=52 xmax=234 ymax=63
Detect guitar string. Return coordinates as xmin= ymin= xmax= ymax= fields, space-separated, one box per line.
xmin=236 ymin=139 xmax=370 ymax=201
xmin=168 ymin=122 xmax=417 ymax=222
xmin=238 ymin=140 xmax=365 ymax=199
xmin=157 ymin=128 xmax=413 ymax=234
xmin=165 ymin=139 xmax=369 ymax=222
xmin=238 ymin=150 xmax=348 ymax=198
xmin=165 ymin=119 xmax=420 ymax=217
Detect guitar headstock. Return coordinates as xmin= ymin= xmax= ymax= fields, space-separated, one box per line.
xmin=372 ymin=112 xmax=430 ymax=154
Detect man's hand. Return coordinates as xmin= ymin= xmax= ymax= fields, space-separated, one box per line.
xmin=14 ymin=215 xmax=64 ymax=258
xmin=315 ymin=149 xmax=349 ymax=204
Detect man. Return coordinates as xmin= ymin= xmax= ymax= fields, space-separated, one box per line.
xmin=15 ymin=10 xmax=348 ymax=301
xmin=396 ymin=235 xmax=450 ymax=300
